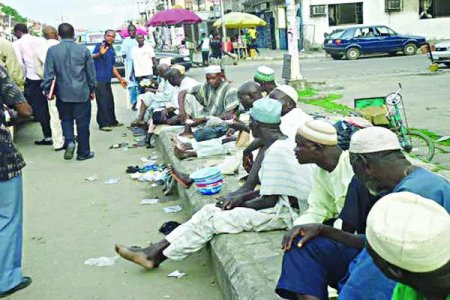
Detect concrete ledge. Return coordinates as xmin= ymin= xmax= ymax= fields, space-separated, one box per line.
xmin=156 ymin=128 xmax=283 ymax=300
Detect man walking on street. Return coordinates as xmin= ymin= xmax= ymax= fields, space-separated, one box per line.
xmin=0 ymin=66 xmax=33 ymax=298
xmin=92 ymin=30 xmax=126 ymax=132
xmin=34 ymin=26 xmax=65 ymax=150
xmin=13 ymin=23 xmax=52 ymax=145
xmin=42 ymin=23 xmax=96 ymax=161
xmin=131 ymin=34 xmax=156 ymax=94
xmin=121 ymin=24 xmax=138 ymax=110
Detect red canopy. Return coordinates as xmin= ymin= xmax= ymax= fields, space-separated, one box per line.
xmin=147 ymin=8 xmax=202 ymax=26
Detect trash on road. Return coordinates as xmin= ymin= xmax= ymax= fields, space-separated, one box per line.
xmin=140 ymin=198 xmax=159 ymax=205
xmin=104 ymin=178 xmax=120 ymax=184
xmin=109 ymin=143 xmax=129 ymax=149
xmin=163 ymin=205 xmax=183 ymax=213
xmin=167 ymin=270 xmax=186 ymax=279
xmin=85 ymin=175 xmax=99 ymax=182
xmin=84 ymin=256 xmax=119 ymax=267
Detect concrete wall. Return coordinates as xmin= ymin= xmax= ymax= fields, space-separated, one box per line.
xmin=302 ymin=0 xmax=450 ymax=45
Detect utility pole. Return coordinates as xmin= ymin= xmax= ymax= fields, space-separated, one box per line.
xmin=219 ymin=0 xmax=226 ymax=43
xmin=285 ymin=0 xmax=304 ymax=88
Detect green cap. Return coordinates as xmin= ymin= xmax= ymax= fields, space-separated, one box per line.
xmin=254 ymin=66 xmax=275 ymax=82
xmin=250 ymin=97 xmax=282 ymax=124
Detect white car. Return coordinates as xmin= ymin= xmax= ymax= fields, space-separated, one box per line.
xmin=431 ymin=40 xmax=450 ymax=66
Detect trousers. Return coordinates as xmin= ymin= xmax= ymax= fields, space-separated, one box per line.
xmin=163 ymin=204 xmax=293 ymax=260
xmin=57 ymin=100 xmax=91 ymax=157
xmin=0 ymin=176 xmax=23 ymax=292
xmin=24 ymin=78 xmax=51 ymax=138
xmin=95 ymin=82 xmax=118 ymax=128
xmin=48 ymin=100 xmax=64 ymax=149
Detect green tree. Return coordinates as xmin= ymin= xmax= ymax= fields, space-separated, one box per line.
xmin=1 ymin=5 xmax=27 ymax=23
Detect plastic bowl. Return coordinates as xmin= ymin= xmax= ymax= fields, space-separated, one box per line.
xmin=195 ymin=180 xmax=223 ymax=188
xmin=190 ymin=167 xmax=221 ymax=181
xmin=194 ymin=175 xmax=224 ymax=185
xmin=199 ymin=184 xmax=223 ymax=195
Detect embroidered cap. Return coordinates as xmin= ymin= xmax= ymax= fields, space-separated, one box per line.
xmin=250 ymin=97 xmax=282 ymax=124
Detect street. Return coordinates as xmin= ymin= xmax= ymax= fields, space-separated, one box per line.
xmin=12 ymin=53 xmax=449 ymax=299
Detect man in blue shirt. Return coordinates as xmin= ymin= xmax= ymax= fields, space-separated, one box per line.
xmin=42 ymin=23 xmax=96 ymax=161
xmin=276 ymin=127 xmax=449 ymax=300
xmin=92 ymin=30 xmax=127 ymax=131
xmin=121 ymin=24 xmax=138 ymax=111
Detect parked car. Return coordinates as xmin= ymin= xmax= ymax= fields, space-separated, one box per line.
xmin=430 ymin=40 xmax=450 ymax=67
xmin=324 ymin=25 xmax=426 ymax=60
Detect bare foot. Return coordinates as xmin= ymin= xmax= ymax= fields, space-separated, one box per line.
xmin=172 ymin=136 xmax=193 ymax=151
xmin=180 ymin=124 xmax=194 ymax=138
xmin=168 ymin=165 xmax=193 ymax=189
xmin=174 ymin=146 xmax=197 ymax=160
xmin=114 ymin=244 xmax=156 ymax=269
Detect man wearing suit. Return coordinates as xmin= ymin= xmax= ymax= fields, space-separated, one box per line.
xmin=42 ymin=23 xmax=96 ymax=161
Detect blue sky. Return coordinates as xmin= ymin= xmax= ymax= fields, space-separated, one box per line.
xmin=4 ymin=0 xmax=140 ymax=31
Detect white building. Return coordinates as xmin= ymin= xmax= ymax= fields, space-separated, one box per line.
xmin=302 ymin=0 xmax=450 ymax=45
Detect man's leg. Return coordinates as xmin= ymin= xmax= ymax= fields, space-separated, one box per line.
xmin=275 ymin=237 xmax=360 ymax=300
xmin=184 ymin=94 xmax=206 ymax=119
xmin=115 ymin=204 xmax=280 ymax=267
xmin=48 ymin=100 xmax=64 ymax=149
xmin=128 ymin=85 xmax=138 ymax=110
xmin=0 ymin=176 xmax=24 ymax=292
xmin=74 ymin=101 xmax=92 ymax=157
xmin=56 ymin=101 xmax=75 ymax=145
xmin=24 ymin=79 xmax=52 ymax=141
xmin=95 ymin=82 xmax=110 ymax=128
xmin=104 ymin=82 xmax=119 ymax=126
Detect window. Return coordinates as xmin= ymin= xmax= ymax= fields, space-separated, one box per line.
xmin=385 ymin=0 xmax=402 ymax=12
xmin=375 ymin=26 xmax=397 ymax=36
xmin=328 ymin=3 xmax=363 ymax=26
xmin=310 ymin=5 xmax=326 ymax=17
xmin=419 ymin=0 xmax=450 ymax=18
xmin=354 ymin=27 xmax=376 ymax=38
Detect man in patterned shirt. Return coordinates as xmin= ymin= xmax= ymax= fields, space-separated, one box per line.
xmin=0 ymin=66 xmax=33 ymax=297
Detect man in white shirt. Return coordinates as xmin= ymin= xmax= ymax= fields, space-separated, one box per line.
xmin=131 ymin=34 xmax=156 ymax=94
xmin=121 ymin=24 xmax=139 ymax=110
xmin=13 ymin=23 xmax=52 ymax=145
xmin=34 ymin=26 xmax=64 ymax=151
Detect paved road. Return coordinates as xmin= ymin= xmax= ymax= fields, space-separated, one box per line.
xmin=14 ymin=86 xmax=222 ymax=300
xmin=189 ymin=54 xmax=450 ymax=136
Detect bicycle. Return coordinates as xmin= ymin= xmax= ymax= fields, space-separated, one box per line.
xmin=355 ymin=83 xmax=435 ymax=161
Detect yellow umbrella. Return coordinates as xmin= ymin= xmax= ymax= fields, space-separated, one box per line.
xmin=213 ymin=12 xmax=267 ymax=29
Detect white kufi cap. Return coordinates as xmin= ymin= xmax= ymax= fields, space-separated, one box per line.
xmin=297 ymin=120 xmax=337 ymax=146
xmin=349 ymin=126 xmax=401 ymax=154
xmin=205 ymin=65 xmax=222 ymax=74
xmin=366 ymin=192 xmax=450 ymax=273
xmin=275 ymin=84 xmax=298 ymax=102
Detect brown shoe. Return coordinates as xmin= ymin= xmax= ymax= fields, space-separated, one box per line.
xmin=100 ymin=127 xmax=112 ymax=131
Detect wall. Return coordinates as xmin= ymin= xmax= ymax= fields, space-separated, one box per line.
xmin=302 ymin=0 xmax=450 ymax=45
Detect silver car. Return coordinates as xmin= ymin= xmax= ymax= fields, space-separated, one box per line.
xmin=431 ymin=40 xmax=450 ymax=66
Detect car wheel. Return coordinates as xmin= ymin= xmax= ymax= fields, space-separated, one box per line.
xmin=403 ymin=43 xmax=417 ymax=56
xmin=330 ymin=54 xmax=343 ymax=60
xmin=346 ymin=47 xmax=360 ymax=60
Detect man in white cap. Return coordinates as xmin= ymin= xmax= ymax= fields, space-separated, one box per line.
xmin=366 ymin=192 xmax=450 ymax=300
xmin=114 ymin=97 xmax=314 ymax=272
xmin=177 ymin=65 xmax=239 ymax=122
xmin=276 ymin=126 xmax=450 ymax=300
xmin=254 ymin=66 xmax=276 ymax=95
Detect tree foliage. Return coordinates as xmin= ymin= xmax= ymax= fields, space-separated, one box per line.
xmin=1 ymin=5 xmax=27 ymax=23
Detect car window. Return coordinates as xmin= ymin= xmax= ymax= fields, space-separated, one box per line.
xmin=354 ymin=27 xmax=376 ymax=38
xmin=375 ymin=26 xmax=396 ymax=37
xmin=329 ymin=29 xmax=345 ymax=39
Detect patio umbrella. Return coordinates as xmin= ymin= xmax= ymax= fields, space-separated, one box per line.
xmin=119 ymin=26 xmax=148 ymax=38
xmin=147 ymin=8 xmax=202 ymax=26
xmin=213 ymin=12 xmax=266 ymax=29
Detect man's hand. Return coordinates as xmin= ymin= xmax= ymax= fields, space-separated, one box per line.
xmin=89 ymin=92 xmax=96 ymax=100
xmin=99 ymin=44 xmax=109 ymax=55
xmin=281 ymin=224 xmax=324 ymax=251
xmin=119 ymin=78 xmax=127 ymax=89
xmin=242 ymin=152 xmax=253 ymax=173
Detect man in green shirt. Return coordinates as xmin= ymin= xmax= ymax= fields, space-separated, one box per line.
xmin=0 ymin=37 xmax=24 ymax=90
xmin=366 ymin=192 xmax=450 ymax=300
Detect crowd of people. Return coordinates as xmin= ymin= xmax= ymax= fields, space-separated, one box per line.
xmin=0 ymin=20 xmax=449 ymax=300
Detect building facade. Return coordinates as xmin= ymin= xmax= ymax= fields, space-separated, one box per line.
xmin=302 ymin=0 xmax=450 ymax=46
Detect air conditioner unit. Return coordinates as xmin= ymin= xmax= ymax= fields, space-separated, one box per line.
xmin=386 ymin=0 xmax=401 ymax=11
xmin=311 ymin=5 xmax=326 ymax=17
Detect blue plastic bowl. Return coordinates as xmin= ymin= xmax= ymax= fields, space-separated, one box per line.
xmin=199 ymin=184 xmax=223 ymax=195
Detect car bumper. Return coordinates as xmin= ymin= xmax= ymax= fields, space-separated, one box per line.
xmin=430 ymin=50 xmax=450 ymax=62
xmin=324 ymin=47 xmax=346 ymax=55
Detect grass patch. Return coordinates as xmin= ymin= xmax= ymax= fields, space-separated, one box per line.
xmin=301 ymin=93 xmax=353 ymax=115
xmin=298 ymin=88 xmax=318 ymax=98
xmin=411 ymin=128 xmax=450 ymax=147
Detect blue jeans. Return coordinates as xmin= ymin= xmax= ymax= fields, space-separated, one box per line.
xmin=128 ymin=86 xmax=138 ymax=106
xmin=57 ymin=100 xmax=92 ymax=157
xmin=0 ymin=175 xmax=23 ymax=292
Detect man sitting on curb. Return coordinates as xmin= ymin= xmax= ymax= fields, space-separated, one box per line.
xmin=254 ymin=66 xmax=277 ymax=95
xmin=366 ymin=192 xmax=450 ymax=300
xmin=276 ymin=126 xmax=450 ymax=300
xmin=114 ymin=97 xmax=314 ymax=270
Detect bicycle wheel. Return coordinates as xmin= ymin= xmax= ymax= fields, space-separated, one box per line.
xmin=404 ymin=130 xmax=435 ymax=162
